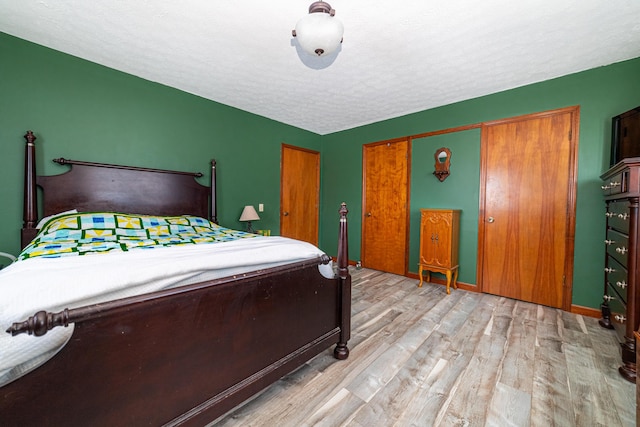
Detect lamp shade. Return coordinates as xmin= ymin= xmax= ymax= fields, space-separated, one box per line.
xmin=293 ymin=2 xmax=344 ymax=57
xmin=239 ymin=205 xmax=260 ymax=222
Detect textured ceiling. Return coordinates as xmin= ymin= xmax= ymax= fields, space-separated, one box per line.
xmin=1 ymin=1 xmax=639 ymax=135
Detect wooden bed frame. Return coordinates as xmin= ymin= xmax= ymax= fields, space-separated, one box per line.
xmin=2 ymin=131 xmax=351 ymax=426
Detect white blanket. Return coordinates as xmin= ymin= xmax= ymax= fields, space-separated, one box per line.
xmin=0 ymin=236 xmax=333 ymax=387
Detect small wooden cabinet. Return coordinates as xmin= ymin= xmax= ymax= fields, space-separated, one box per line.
xmin=600 ymin=158 xmax=640 ymax=382
xmin=418 ymin=209 xmax=460 ymax=294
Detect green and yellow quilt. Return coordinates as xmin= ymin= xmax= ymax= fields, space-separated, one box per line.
xmin=20 ymin=212 xmax=256 ymax=260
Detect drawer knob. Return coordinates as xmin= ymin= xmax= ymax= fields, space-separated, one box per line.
xmin=603 ymin=294 xmax=615 ymax=301
xmin=602 ymin=185 xmax=611 ymax=190
xmin=614 ymin=314 xmax=626 ymax=323
xmin=610 ymin=181 xmax=621 ymax=187
xmin=605 ymin=212 xmax=615 ymax=218
xmin=618 ymin=213 xmax=629 ymax=220
xmin=615 ymin=246 xmax=628 ymax=254
xmin=604 ymin=267 xmax=616 ymax=273
xmin=604 ymin=239 xmax=615 ymax=245
xmin=616 ymin=280 xmax=628 ymax=289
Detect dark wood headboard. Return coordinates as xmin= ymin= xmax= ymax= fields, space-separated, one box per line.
xmin=21 ymin=131 xmax=217 ymax=248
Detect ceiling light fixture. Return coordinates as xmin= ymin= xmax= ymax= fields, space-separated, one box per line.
xmin=292 ymin=1 xmax=344 ymax=57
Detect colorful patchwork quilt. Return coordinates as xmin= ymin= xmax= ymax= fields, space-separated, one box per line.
xmin=19 ymin=212 xmax=257 ymax=260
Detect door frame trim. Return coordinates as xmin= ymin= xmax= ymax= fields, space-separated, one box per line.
xmin=476 ymin=105 xmax=580 ymax=311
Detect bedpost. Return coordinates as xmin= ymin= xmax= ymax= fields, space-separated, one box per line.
xmin=22 ymin=131 xmax=38 ymax=248
xmin=334 ymin=202 xmax=351 ymax=360
xmin=210 ymin=159 xmax=218 ymax=224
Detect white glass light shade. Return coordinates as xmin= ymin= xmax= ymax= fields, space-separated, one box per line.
xmin=239 ymin=205 xmax=260 ymax=222
xmin=294 ymin=12 xmax=344 ymax=57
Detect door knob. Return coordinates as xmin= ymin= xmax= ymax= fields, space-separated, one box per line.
xmin=366 ymin=212 xmax=372 ymax=217
xmin=283 ymin=211 xmax=289 ymax=216
xmin=487 ymin=217 xmax=495 ymax=223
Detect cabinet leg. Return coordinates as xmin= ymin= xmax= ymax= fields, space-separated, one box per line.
xmin=445 ymin=270 xmax=452 ymax=295
xmin=452 ymin=268 xmax=458 ymax=291
xmin=619 ymin=364 xmax=636 ymax=383
xmin=599 ymin=301 xmax=614 ymax=329
xmin=619 ymin=338 xmax=637 ymax=383
xmin=418 ymin=265 xmax=423 ymax=287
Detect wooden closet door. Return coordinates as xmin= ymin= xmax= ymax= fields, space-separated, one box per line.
xmin=479 ymin=107 xmax=578 ymax=309
xmin=362 ymin=138 xmax=410 ymax=275
xmin=280 ymin=144 xmax=320 ymax=246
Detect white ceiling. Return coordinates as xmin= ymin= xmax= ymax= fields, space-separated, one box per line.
xmin=1 ymin=1 xmax=639 ymax=135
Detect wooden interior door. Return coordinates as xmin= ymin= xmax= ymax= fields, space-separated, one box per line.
xmin=280 ymin=144 xmax=319 ymax=246
xmin=362 ymin=138 xmax=410 ymax=275
xmin=479 ymin=107 xmax=578 ymax=309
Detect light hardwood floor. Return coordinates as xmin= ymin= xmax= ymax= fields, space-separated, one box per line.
xmin=211 ymin=268 xmax=636 ymax=426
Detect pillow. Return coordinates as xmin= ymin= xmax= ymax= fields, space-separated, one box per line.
xmin=36 ymin=209 xmax=78 ymax=229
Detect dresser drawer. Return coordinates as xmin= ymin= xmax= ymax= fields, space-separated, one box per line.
xmin=602 ymin=171 xmax=626 ymax=195
xmin=605 ymin=256 xmax=629 ymax=303
xmin=606 ymin=229 xmax=629 ymax=267
xmin=607 ymin=283 xmax=628 ymax=342
xmin=607 ymin=201 xmax=631 ymax=233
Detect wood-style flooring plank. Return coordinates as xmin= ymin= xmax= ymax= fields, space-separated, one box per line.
xmin=498 ymin=320 xmax=536 ymax=394
xmin=530 ymin=306 xmax=576 ymax=426
xmin=485 ymin=382 xmax=531 ymax=427
xmin=585 ymin=320 xmax=636 ymax=427
xmin=436 ymin=294 xmax=512 ymax=426
xmin=530 ymin=345 xmax=576 ymax=426
xmin=565 ymin=343 xmax=625 ymax=426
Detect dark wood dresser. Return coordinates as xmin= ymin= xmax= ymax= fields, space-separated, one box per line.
xmin=600 ymin=158 xmax=640 ymax=382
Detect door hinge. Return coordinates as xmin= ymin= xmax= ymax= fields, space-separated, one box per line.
xmin=568 ymin=130 xmax=572 ymax=141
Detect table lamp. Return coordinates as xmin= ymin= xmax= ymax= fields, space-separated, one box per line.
xmin=239 ymin=205 xmax=260 ymax=233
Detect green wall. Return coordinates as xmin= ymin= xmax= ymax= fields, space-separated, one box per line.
xmin=0 ymin=32 xmax=322 ymax=258
xmin=410 ymin=130 xmax=481 ymax=285
xmin=3 ymin=31 xmax=640 ymax=310
xmin=320 ymin=56 xmax=640 ymax=309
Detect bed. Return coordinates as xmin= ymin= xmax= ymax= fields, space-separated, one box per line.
xmin=1 ymin=131 xmax=351 ymax=426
